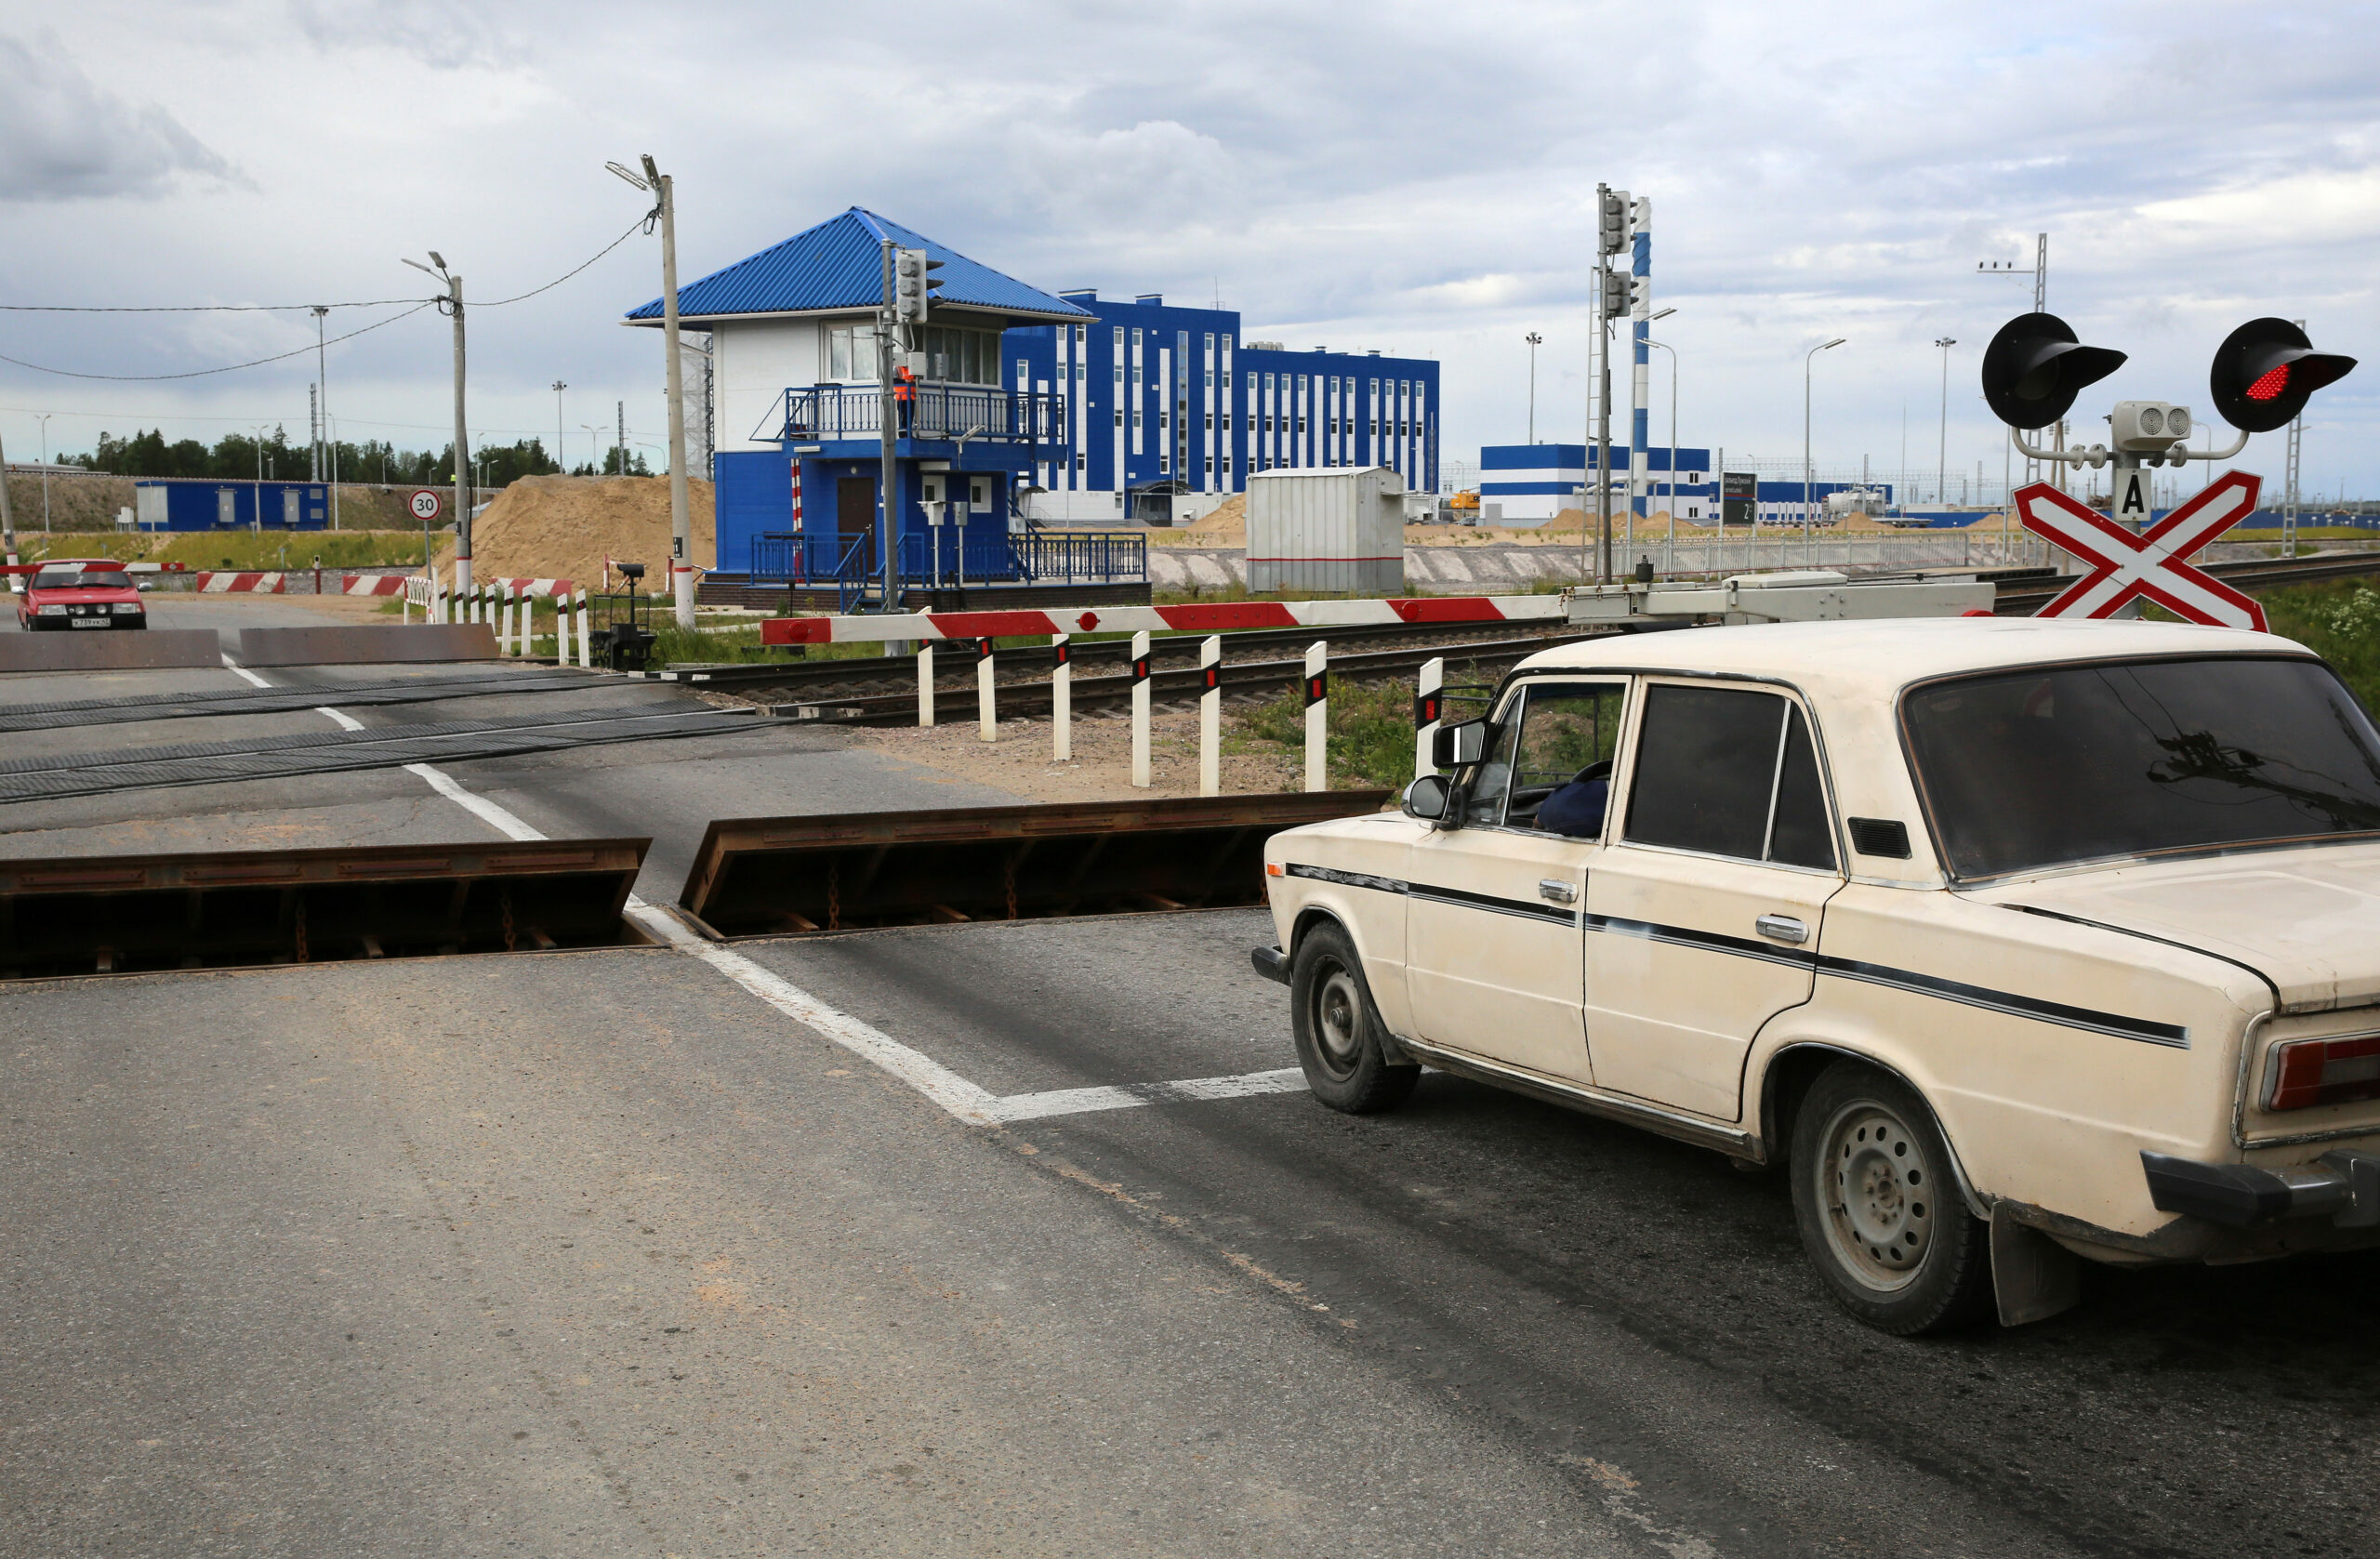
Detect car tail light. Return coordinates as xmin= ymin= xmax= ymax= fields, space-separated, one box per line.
xmin=2268 ymin=1034 xmax=2380 ymax=1111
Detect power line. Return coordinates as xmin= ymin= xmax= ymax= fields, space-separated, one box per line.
xmin=0 ymin=297 xmax=424 ymax=313
xmin=476 ymin=215 xmax=652 ymax=307
xmin=0 ymin=301 xmax=437 ymax=382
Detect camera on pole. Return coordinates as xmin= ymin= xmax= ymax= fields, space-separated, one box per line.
xmin=2209 ymin=317 xmax=2356 ymax=433
xmin=1980 ymin=311 xmax=2126 ymax=429
xmin=893 ymin=247 xmax=943 ymax=324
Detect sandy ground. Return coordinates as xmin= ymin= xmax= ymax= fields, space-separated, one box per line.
xmin=842 ymin=701 xmax=1356 ymax=802
xmin=433 ymin=474 xmax=716 ymax=588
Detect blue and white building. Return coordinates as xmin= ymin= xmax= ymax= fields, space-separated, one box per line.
xmin=1479 ymin=444 xmax=1713 ymax=525
xmin=629 ymin=209 xmax=1446 ymax=587
xmin=1006 ymin=293 xmax=1440 ymax=523
xmin=628 ymin=208 xmax=1090 ymax=592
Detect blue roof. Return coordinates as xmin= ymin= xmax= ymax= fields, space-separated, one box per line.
xmin=625 ymin=208 xmax=1091 ymax=325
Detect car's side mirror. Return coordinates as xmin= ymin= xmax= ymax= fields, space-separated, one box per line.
xmin=1402 ymin=773 xmax=1450 ymax=821
xmin=1432 ymin=719 xmax=1488 ymax=769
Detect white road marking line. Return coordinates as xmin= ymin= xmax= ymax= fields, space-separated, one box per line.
xmin=397 ymin=760 xmax=1302 ymax=1129
xmin=316 ymin=707 xmax=364 ymax=731
xmin=219 ymin=654 xmax=271 ymax=689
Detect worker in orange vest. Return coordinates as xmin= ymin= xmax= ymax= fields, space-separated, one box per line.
xmin=893 ymin=364 xmax=917 ymax=435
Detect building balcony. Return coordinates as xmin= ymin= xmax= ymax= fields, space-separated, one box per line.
xmin=756 ymin=384 xmax=1068 ymax=448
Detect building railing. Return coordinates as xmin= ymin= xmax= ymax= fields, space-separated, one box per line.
xmin=752 ymin=528 xmax=1147 ymax=597
xmin=756 ymin=385 xmax=1067 ymax=446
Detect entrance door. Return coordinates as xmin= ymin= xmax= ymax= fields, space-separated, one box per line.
xmin=281 ymin=489 xmax=302 ymax=528
xmin=1405 ymin=677 xmax=1627 ymax=1082
xmin=217 ymin=488 xmax=237 ymax=527
xmin=1580 ymin=680 xmax=1844 ymax=1121
xmin=836 ymin=477 xmax=877 ymax=571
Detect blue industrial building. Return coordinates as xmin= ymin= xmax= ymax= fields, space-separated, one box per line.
xmin=632 ymin=208 xmax=1443 ymax=598
xmin=132 ymin=479 xmax=335 ymax=531
xmin=1479 ymin=444 xmax=1713 ymax=524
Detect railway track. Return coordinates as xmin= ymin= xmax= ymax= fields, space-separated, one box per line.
xmin=1992 ymin=547 xmax=2380 ymax=614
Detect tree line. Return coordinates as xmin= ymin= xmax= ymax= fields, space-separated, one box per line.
xmin=67 ymin=428 xmax=650 ymax=484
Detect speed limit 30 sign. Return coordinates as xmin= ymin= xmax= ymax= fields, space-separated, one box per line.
xmin=409 ymin=489 xmax=444 ymax=522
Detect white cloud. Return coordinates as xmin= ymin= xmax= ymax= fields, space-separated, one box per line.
xmin=0 ymin=31 xmax=233 ymax=202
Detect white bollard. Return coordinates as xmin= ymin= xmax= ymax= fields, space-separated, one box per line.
xmin=1303 ymin=640 xmax=1328 ymax=793
xmin=575 ymin=589 xmax=593 ymax=669
xmin=548 ymin=588 xmax=565 ymax=663
xmin=1414 ymin=655 xmax=1445 ymax=779
xmin=471 ymin=585 xmax=485 ymax=626
xmin=918 ymin=641 xmax=935 ymax=727
xmin=1051 ymin=633 xmax=1072 ymax=761
xmin=976 ymin=638 xmax=997 ymax=743
xmin=1130 ymin=629 xmax=1152 ymax=788
xmin=1198 ymin=634 xmax=1222 ymax=797
xmin=506 ymin=585 xmax=522 ymax=655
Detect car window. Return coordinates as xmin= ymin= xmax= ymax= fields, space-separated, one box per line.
xmin=1623 ymin=683 xmax=1837 ymax=869
xmin=1462 ymin=712 xmax=1524 ymax=826
xmin=1506 ymin=682 xmax=1625 ymax=833
xmin=33 ymin=568 xmax=130 ymax=590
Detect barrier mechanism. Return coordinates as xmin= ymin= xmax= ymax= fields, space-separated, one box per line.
xmin=1130 ymin=628 xmax=1153 ymax=788
xmin=0 ymin=837 xmax=652 ymax=980
xmin=236 ymin=623 xmax=500 ymax=667
xmin=761 ymin=594 xmax=1568 ymax=646
xmin=1303 ymin=641 xmax=1329 ymax=792
xmin=678 ymin=791 xmax=1391 ymax=938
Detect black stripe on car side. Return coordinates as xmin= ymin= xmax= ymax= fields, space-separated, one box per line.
xmin=1284 ymin=865 xmax=2187 ymax=1047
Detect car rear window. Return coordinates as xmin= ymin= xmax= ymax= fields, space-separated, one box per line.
xmin=1903 ymin=655 xmax=2380 ymax=879
xmin=33 ymin=568 xmax=133 ymax=590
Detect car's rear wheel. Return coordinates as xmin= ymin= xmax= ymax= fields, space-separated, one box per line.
xmin=1790 ymin=1061 xmax=1992 ymax=1334
xmin=1289 ymin=922 xmax=1418 ymax=1114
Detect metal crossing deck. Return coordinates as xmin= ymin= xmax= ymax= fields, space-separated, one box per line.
xmin=0 ymin=668 xmax=610 ymax=733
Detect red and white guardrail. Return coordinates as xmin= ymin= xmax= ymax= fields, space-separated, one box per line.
xmin=194 ymin=571 xmax=286 ymax=594
xmin=341 ymin=575 xmax=408 ymax=596
xmin=758 ymin=593 xmax=1566 ymax=647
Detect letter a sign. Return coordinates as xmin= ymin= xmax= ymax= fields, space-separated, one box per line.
xmin=2015 ymin=471 xmax=2267 ymax=631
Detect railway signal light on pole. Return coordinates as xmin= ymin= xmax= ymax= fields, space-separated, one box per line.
xmin=2208 ymin=318 xmax=2357 ymax=434
xmin=1979 ymin=312 xmax=2125 ymax=430
xmin=894 ymin=248 xmax=943 ymax=324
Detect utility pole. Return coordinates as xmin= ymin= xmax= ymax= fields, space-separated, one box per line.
xmin=0 ymin=424 xmax=17 ymax=570
xmin=552 ymin=381 xmax=567 ymax=474
xmin=35 ymin=413 xmax=51 ymax=533
xmin=879 ymin=237 xmax=899 ymax=609
xmin=404 ymin=254 xmax=470 ymax=592
xmin=616 ymin=400 xmax=627 ymax=478
xmin=308 ymin=384 xmax=319 ymax=481
xmin=641 ymin=154 xmax=694 ymax=628
xmin=1935 ymin=337 xmax=1956 ymax=507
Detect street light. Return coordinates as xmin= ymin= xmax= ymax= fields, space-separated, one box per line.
xmin=34 ymin=413 xmax=51 ymax=532
xmin=582 ymin=424 xmax=603 ymax=475
xmin=1524 ymin=332 xmax=1543 ymax=444
xmin=1646 ymin=338 xmax=1678 ymax=576
xmin=1934 ymin=337 xmax=1957 ymax=509
xmin=1805 ymin=337 xmax=1846 ymax=562
xmin=552 ymin=380 xmax=568 ymax=474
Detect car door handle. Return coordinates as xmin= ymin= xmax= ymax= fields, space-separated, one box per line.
xmin=1538 ymin=879 xmax=1578 ymax=905
xmin=1755 ymin=914 xmax=1808 ymax=945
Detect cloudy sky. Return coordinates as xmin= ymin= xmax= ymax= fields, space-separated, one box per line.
xmin=2 ymin=0 xmax=2375 ymax=500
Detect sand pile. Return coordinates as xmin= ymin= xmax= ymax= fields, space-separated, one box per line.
xmin=1148 ymin=493 xmax=1246 ymax=545
xmin=438 ymin=474 xmax=715 ymax=588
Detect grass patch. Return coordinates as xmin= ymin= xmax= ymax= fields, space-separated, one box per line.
xmin=20 ymin=531 xmax=432 ymax=570
xmin=2259 ymin=579 xmax=2380 ymax=715
xmin=1233 ymin=663 xmax=1501 ymax=790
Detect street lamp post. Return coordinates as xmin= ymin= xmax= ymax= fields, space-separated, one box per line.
xmin=1805 ymin=337 xmax=1846 ymax=565
xmin=583 ymin=425 xmax=603 ymax=475
xmin=552 ymin=381 xmax=567 ymax=474
xmin=1934 ymin=337 xmax=1956 ymax=509
xmin=1524 ymin=332 xmax=1542 ymax=444
xmin=1646 ymin=338 xmax=1677 ymax=577
xmin=34 ymin=413 xmax=51 ymax=533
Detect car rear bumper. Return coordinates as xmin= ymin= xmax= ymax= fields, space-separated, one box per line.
xmin=2142 ymin=1148 xmax=2380 ymax=1230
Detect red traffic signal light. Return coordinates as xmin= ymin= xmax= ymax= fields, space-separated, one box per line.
xmin=1980 ymin=312 xmax=2127 ymax=429
xmin=2210 ymin=318 xmax=2355 ymax=433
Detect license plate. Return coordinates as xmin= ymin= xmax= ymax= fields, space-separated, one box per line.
xmin=68 ymin=616 xmax=109 ymax=628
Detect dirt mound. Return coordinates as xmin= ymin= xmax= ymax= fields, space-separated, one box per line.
xmin=438 ymin=474 xmax=714 ymax=588
xmin=1149 ymin=493 xmax=1246 ymax=545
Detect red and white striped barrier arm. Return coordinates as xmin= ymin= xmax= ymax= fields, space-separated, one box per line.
xmin=491 ymin=577 xmax=575 ymax=599
xmin=340 ymin=575 xmax=409 ymax=596
xmin=758 ymin=594 xmax=1567 ymax=646
xmin=193 ymin=571 xmax=286 ymax=594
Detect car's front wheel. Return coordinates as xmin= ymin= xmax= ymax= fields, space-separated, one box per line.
xmin=1790 ymin=1061 xmax=1993 ymax=1334
xmin=1289 ymin=922 xmax=1418 ymax=1115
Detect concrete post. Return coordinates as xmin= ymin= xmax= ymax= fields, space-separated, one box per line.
xmin=976 ymin=638 xmax=997 ymax=743
xmin=1130 ymin=629 xmax=1152 ymax=788
xmin=651 ymin=162 xmax=694 ymax=631
xmin=1303 ymin=641 xmax=1328 ymax=792
xmin=1414 ymin=655 xmax=1444 ymax=779
xmin=576 ymin=590 xmax=593 ymax=669
xmin=917 ymin=641 xmax=935 ymax=727
xmin=1051 ymin=632 xmax=1071 ymax=760
xmin=1197 ymin=634 xmax=1222 ymax=797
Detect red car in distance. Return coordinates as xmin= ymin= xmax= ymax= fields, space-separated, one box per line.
xmin=16 ymin=560 xmax=147 ymax=631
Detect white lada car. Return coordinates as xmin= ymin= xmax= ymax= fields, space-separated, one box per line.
xmin=1254 ymin=617 xmax=2380 ymax=1334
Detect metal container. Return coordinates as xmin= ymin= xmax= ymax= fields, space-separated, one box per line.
xmin=1247 ymin=467 xmax=1407 ymax=594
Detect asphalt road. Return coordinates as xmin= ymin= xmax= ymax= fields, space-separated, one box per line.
xmin=1 ymin=602 xmax=2373 ymax=1557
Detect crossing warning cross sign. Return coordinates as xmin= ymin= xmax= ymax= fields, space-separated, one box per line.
xmin=2015 ymin=470 xmax=2267 ymax=632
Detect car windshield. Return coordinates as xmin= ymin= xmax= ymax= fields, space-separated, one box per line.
xmin=33 ymin=568 xmax=132 ymax=590
xmin=1903 ymin=655 xmax=2380 ymax=879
